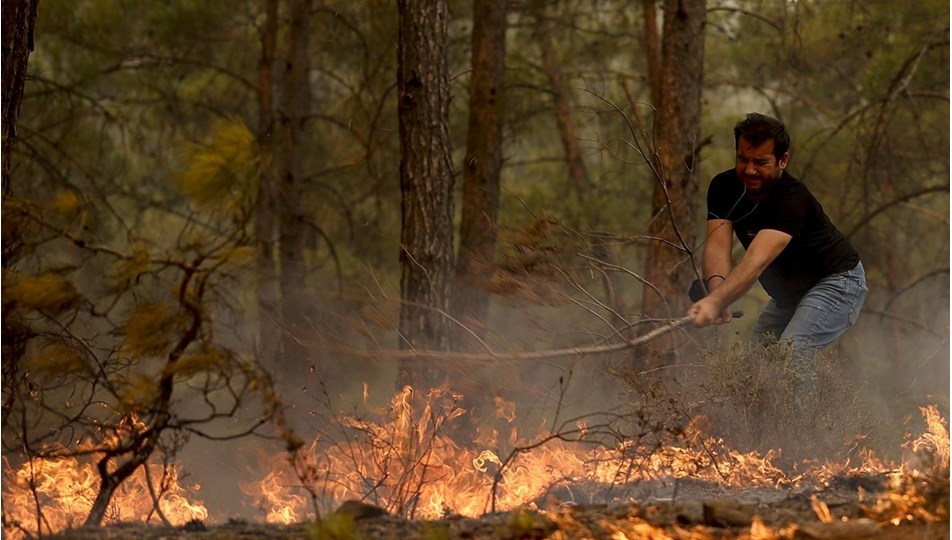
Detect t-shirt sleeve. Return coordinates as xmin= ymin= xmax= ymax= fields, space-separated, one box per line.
xmin=706 ymin=174 xmax=733 ymax=220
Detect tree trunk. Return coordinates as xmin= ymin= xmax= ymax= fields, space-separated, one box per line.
xmin=1 ymin=0 xmax=39 ymax=430
xmin=536 ymin=3 xmax=626 ymax=332
xmin=396 ymin=0 xmax=455 ymax=389
xmin=536 ymin=4 xmax=592 ymax=225
xmin=638 ymin=0 xmax=706 ymax=364
xmin=453 ymin=0 xmax=507 ymax=351
xmin=1 ymin=0 xmax=38 ymax=197
xmin=257 ymin=0 xmax=281 ymax=368
xmin=278 ymin=0 xmax=313 ymax=377
xmin=641 ymin=0 xmax=662 ymax=108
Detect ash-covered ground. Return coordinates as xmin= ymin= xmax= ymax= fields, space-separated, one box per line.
xmin=44 ymin=471 xmax=949 ymax=540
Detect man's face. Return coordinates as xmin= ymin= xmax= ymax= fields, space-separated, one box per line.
xmin=735 ymin=135 xmax=789 ymax=195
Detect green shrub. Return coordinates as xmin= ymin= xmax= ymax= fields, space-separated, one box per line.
xmin=305 ymin=512 xmax=359 ymax=540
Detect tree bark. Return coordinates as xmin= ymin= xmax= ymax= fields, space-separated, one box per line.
xmin=396 ymin=0 xmax=455 ymax=389
xmin=278 ymin=0 xmax=313 ymax=376
xmin=641 ymin=0 xmax=662 ymax=108
xmin=257 ymin=0 xmax=281 ymax=368
xmin=536 ymin=3 xmax=626 ymax=333
xmin=453 ymin=0 xmax=507 ymax=350
xmin=639 ymin=0 xmax=706 ymax=364
xmin=1 ymin=0 xmax=39 ymax=430
xmin=536 ymin=4 xmax=592 ymax=223
xmin=1 ymin=0 xmax=39 ymax=197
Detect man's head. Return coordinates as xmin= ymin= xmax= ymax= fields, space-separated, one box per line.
xmin=733 ymin=113 xmax=790 ymax=196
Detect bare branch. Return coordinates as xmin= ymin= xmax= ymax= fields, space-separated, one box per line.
xmin=332 ymin=315 xmax=697 ymax=362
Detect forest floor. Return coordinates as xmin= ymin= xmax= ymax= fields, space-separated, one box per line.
xmin=43 ymin=473 xmax=950 ymax=540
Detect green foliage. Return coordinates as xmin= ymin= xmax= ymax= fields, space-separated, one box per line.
xmin=177 ymin=118 xmax=260 ymax=217
xmin=23 ymin=340 xmax=90 ymax=381
xmin=47 ymin=189 xmax=86 ymax=221
xmin=117 ymin=372 xmax=161 ymax=412
xmin=305 ymin=512 xmax=359 ymax=540
xmin=210 ymin=245 xmax=256 ymax=270
xmin=420 ymin=521 xmax=451 ymax=540
xmin=504 ymin=506 xmax=556 ymax=539
xmin=120 ymin=302 xmax=185 ymax=358
xmin=164 ymin=349 xmax=226 ymax=380
xmin=2 ymin=271 xmax=82 ymax=314
xmin=110 ymin=242 xmax=151 ymax=286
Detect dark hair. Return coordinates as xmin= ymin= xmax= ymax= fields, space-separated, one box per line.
xmin=733 ymin=113 xmax=790 ymax=161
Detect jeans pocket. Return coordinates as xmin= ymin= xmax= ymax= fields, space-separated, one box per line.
xmin=846 ymin=273 xmax=868 ymax=327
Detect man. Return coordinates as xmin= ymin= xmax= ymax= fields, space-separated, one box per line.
xmin=687 ymin=113 xmax=868 ymax=401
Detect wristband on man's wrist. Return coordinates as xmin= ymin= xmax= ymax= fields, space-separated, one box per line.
xmin=705 ymin=274 xmax=726 ymax=284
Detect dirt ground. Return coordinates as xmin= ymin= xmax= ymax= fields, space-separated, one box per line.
xmin=43 ymin=474 xmax=949 ymax=540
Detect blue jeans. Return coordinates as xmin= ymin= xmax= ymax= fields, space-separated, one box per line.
xmin=752 ymin=261 xmax=868 ymax=401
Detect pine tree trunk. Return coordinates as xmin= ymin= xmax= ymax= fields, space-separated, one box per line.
xmin=1 ymin=0 xmax=39 ymax=429
xmin=257 ymin=0 xmax=281 ymax=368
xmin=453 ymin=0 xmax=507 ymax=351
xmin=536 ymin=3 xmax=626 ymax=333
xmin=278 ymin=0 xmax=313 ymax=377
xmin=641 ymin=0 xmax=662 ymax=109
xmin=639 ymin=0 xmax=706 ymax=365
xmin=396 ymin=0 xmax=455 ymax=389
xmin=536 ymin=5 xmax=592 ymax=224
xmin=1 ymin=0 xmax=38 ymax=197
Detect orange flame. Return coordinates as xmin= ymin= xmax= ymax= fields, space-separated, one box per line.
xmin=865 ymin=404 xmax=950 ymax=525
xmin=2 ymin=454 xmax=207 ymax=539
xmin=3 ymin=393 xmax=946 ymax=539
xmin=237 ymin=387 xmax=835 ymax=522
xmin=237 ymin=389 xmax=949 ymax=536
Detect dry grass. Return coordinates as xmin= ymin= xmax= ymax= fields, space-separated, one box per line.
xmin=619 ymin=339 xmax=883 ymax=466
xmin=701 ymin=340 xmax=879 ymax=461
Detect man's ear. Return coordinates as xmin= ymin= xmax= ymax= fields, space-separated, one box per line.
xmin=778 ymin=152 xmax=790 ymax=170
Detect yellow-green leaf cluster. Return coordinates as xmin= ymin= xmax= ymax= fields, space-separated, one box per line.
xmin=24 ymin=341 xmax=90 ymax=380
xmin=178 ymin=118 xmax=259 ymax=214
xmin=111 ymin=242 xmax=151 ymax=285
xmin=3 ymin=272 xmax=81 ymax=314
xmin=505 ymin=507 xmax=556 ymax=539
xmin=305 ymin=512 xmax=357 ymax=540
xmin=117 ymin=373 xmax=160 ymax=411
xmin=121 ymin=302 xmax=185 ymax=358
xmin=211 ymin=245 xmax=256 ymax=272
xmin=50 ymin=189 xmax=83 ymax=213
xmin=164 ymin=349 xmax=225 ymax=379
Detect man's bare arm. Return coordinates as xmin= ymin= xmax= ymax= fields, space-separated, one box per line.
xmin=703 ymin=219 xmax=734 ymax=291
xmin=690 ymin=228 xmax=792 ymax=327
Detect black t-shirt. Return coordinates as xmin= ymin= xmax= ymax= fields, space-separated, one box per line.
xmin=707 ymin=169 xmax=860 ymax=307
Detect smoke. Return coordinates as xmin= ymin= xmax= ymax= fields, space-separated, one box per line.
xmin=105 ymin=260 xmax=952 ymax=525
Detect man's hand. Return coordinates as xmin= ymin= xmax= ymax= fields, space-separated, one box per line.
xmin=688 ymin=296 xmax=733 ymax=328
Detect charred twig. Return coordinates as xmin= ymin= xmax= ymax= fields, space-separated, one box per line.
xmin=488 ymin=424 xmax=595 ymax=513
xmin=143 ymin=464 xmax=174 ymax=528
